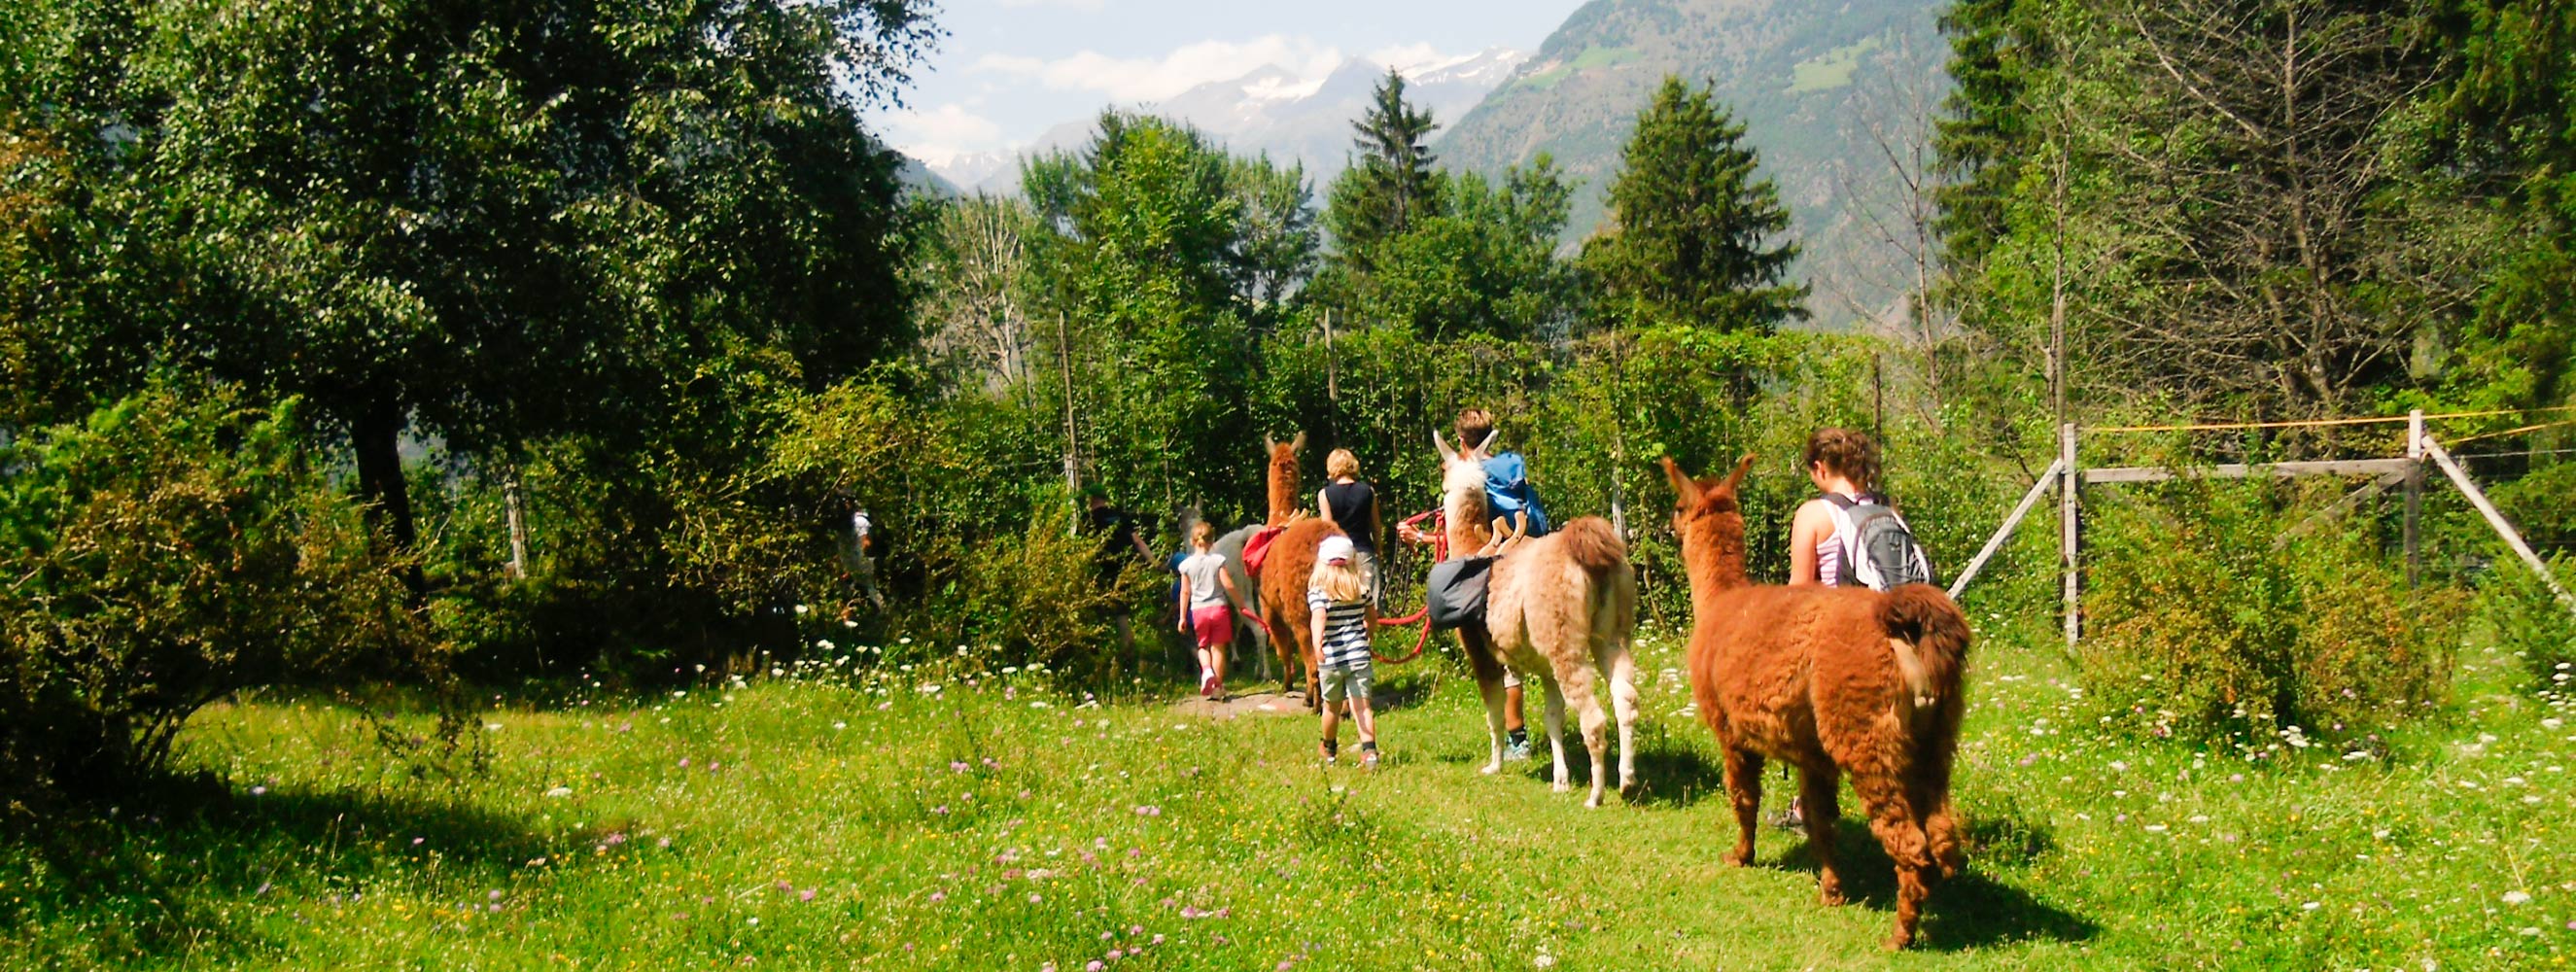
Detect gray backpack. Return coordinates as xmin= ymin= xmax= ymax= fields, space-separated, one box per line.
xmin=1824 ymin=494 xmax=1932 ymax=591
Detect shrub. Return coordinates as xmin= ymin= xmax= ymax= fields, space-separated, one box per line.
xmin=0 ymin=380 xmax=432 ymax=794
xmin=2079 ymin=477 xmax=2458 ymax=747
xmin=2482 ymin=553 xmax=2576 ymax=689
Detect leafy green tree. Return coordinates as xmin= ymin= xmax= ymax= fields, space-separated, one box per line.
xmin=1584 ymin=76 xmax=1808 ymax=332
xmin=1226 ymin=154 xmax=1320 ymax=334
xmin=1025 ymin=112 xmax=1243 ymax=334
xmin=0 ymin=0 xmax=937 ymax=571
xmin=2431 ymin=0 xmax=2576 ymax=412
xmin=1352 ymin=157 xmax=1579 ymax=340
xmin=1328 ymin=69 xmax=1444 ymax=269
xmin=1020 ymin=113 xmax=1258 ymax=524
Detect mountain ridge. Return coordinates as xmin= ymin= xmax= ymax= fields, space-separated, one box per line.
xmin=928 ymin=48 xmax=1529 ymax=194
xmin=1439 ymin=0 xmax=1951 ymax=328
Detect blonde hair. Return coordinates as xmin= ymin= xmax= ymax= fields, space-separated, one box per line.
xmin=1309 ymin=558 xmax=1365 ymax=604
xmin=1326 ymin=448 xmax=1360 ymax=480
xmin=1190 ymin=520 xmax=1215 ymax=548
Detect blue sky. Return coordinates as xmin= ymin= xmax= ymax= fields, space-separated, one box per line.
xmin=869 ymin=0 xmax=1583 ymax=164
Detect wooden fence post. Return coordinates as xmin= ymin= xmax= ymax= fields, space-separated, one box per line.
xmin=2404 ymin=409 xmax=2423 ymax=588
xmin=2061 ymin=422 xmax=2080 ymax=651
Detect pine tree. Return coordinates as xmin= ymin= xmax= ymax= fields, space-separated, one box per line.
xmin=1932 ymin=0 xmax=2045 ymax=274
xmin=1328 ymin=68 xmax=1443 ymax=270
xmin=1584 ymin=75 xmax=1807 ymax=332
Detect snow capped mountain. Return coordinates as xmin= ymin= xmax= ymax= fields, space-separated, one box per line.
xmin=929 ymin=47 xmax=1528 ymax=194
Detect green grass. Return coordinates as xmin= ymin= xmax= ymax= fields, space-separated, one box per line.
xmin=1789 ymin=36 xmax=1885 ymax=94
xmin=6 ymin=618 xmax=2574 ymax=969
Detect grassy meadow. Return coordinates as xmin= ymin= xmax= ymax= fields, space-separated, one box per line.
xmin=3 ymin=616 xmax=2569 ymax=970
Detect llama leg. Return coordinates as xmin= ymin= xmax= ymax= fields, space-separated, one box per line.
xmin=1720 ymin=747 xmax=1763 ymax=867
xmin=1912 ymin=738 xmax=1966 ymax=881
xmin=1463 ymin=626 xmax=1508 ymax=774
xmin=1551 ymin=661 xmax=1610 ymax=808
xmin=1602 ymin=644 xmax=1641 ymax=797
xmin=1925 ymin=798 xmax=1964 ymax=882
xmin=1539 ymin=677 xmax=1571 ymax=794
xmin=1798 ymin=765 xmax=1846 ymax=906
xmin=1851 ymin=772 xmax=1935 ymax=950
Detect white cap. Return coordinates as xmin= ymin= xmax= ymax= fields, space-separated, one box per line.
xmin=1316 ymin=535 xmax=1355 ymax=565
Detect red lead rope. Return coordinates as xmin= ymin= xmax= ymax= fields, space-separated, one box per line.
xmin=1370 ymin=508 xmax=1445 ymax=664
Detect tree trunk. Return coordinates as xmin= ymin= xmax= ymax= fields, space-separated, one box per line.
xmin=353 ymin=398 xmax=427 ymax=594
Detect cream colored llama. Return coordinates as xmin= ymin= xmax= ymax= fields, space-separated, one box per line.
xmin=1436 ymin=432 xmax=1642 ymax=806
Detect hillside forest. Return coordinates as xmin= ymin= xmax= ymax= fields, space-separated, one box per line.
xmin=0 ymin=0 xmax=2571 ymax=800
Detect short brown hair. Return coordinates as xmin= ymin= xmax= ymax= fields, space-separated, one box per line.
xmin=1803 ymin=428 xmax=1881 ymax=490
xmin=1326 ymin=448 xmax=1360 ymax=479
xmin=1454 ymin=408 xmax=1494 ymax=452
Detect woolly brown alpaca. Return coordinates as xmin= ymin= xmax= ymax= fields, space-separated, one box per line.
xmin=1253 ymin=434 xmax=1343 ymax=712
xmin=1663 ymin=455 xmax=1970 ymax=950
xmin=1437 ymin=432 xmax=1640 ymax=807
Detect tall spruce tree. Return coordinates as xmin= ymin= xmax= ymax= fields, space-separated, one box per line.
xmin=1932 ymin=0 xmax=2045 ymax=273
xmin=1328 ymin=69 xmax=1443 ymax=270
xmin=1584 ymin=75 xmax=1807 ymax=332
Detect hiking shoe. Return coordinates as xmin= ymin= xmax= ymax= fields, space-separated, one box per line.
xmin=1361 ymin=747 xmax=1380 ymax=770
xmin=1771 ymin=797 xmax=1806 ymax=832
xmin=1503 ymin=739 xmax=1532 ymax=762
xmin=1199 ymin=675 xmax=1217 ymax=699
xmin=1320 ymin=739 xmax=1339 ymax=765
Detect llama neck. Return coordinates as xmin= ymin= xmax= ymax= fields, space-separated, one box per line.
xmin=1683 ymin=522 xmax=1750 ymax=614
xmin=1444 ymin=483 xmax=1490 ymax=554
xmin=1267 ymin=465 xmax=1299 ymax=527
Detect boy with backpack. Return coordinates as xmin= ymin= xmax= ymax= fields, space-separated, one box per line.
xmin=1395 ymin=409 xmax=1544 ymax=760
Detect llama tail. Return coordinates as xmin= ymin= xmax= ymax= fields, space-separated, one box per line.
xmin=1879 ymin=583 xmax=1969 ymax=702
xmin=1555 ymin=516 xmax=1627 ymax=579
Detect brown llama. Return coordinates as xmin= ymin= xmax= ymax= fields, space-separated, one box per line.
xmin=1663 ymin=455 xmax=1970 ymax=950
xmin=1436 ymin=432 xmax=1641 ymax=807
xmin=1253 ymin=434 xmax=1343 ymax=712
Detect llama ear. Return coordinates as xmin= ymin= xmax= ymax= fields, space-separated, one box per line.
xmin=1660 ymin=457 xmax=1701 ymax=507
xmin=1717 ymin=453 xmax=1756 ymax=494
xmin=1290 ymin=431 xmax=1306 ymax=454
xmin=1265 ymin=434 xmax=1277 ymax=454
xmin=1433 ymin=430 xmax=1457 ymax=463
xmin=1476 ymin=430 xmax=1498 ymax=456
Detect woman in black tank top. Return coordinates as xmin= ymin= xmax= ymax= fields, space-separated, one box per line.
xmin=1317 ymin=449 xmax=1383 ymax=604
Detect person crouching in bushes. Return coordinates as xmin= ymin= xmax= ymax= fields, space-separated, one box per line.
xmin=1175 ymin=520 xmax=1242 ymax=699
xmin=1308 ymin=535 xmax=1379 ymax=768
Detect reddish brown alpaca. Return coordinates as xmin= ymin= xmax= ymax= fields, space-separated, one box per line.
xmin=1254 ymin=434 xmax=1343 ymax=712
xmin=1664 ymin=455 xmax=1970 ymax=950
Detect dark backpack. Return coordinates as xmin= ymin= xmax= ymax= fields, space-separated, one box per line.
xmin=1824 ymin=494 xmax=1932 ymax=591
xmin=1425 ymin=556 xmax=1495 ymax=631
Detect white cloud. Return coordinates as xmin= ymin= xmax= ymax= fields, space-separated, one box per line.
xmin=972 ymin=35 xmax=1344 ymax=103
xmin=880 ymin=103 xmax=1007 ymax=163
xmin=997 ymin=0 xmax=1104 ymax=9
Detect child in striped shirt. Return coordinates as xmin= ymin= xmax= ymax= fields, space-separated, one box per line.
xmin=1307 ymin=535 xmax=1378 ymax=768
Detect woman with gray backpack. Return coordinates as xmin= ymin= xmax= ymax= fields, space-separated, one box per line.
xmin=1778 ymin=427 xmax=1933 ymax=828
xmin=1789 ymin=427 xmax=1932 ymax=591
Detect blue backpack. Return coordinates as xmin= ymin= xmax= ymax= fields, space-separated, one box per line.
xmin=1482 ymin=451 xmax=1550 ymax=538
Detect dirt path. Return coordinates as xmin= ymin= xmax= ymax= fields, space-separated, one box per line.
xmin=1170 ymin=688 xmax=1314 ymax=720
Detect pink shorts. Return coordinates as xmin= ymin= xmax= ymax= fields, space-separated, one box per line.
xmin=1189 ymin=606 xmax=1235 ymax=648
